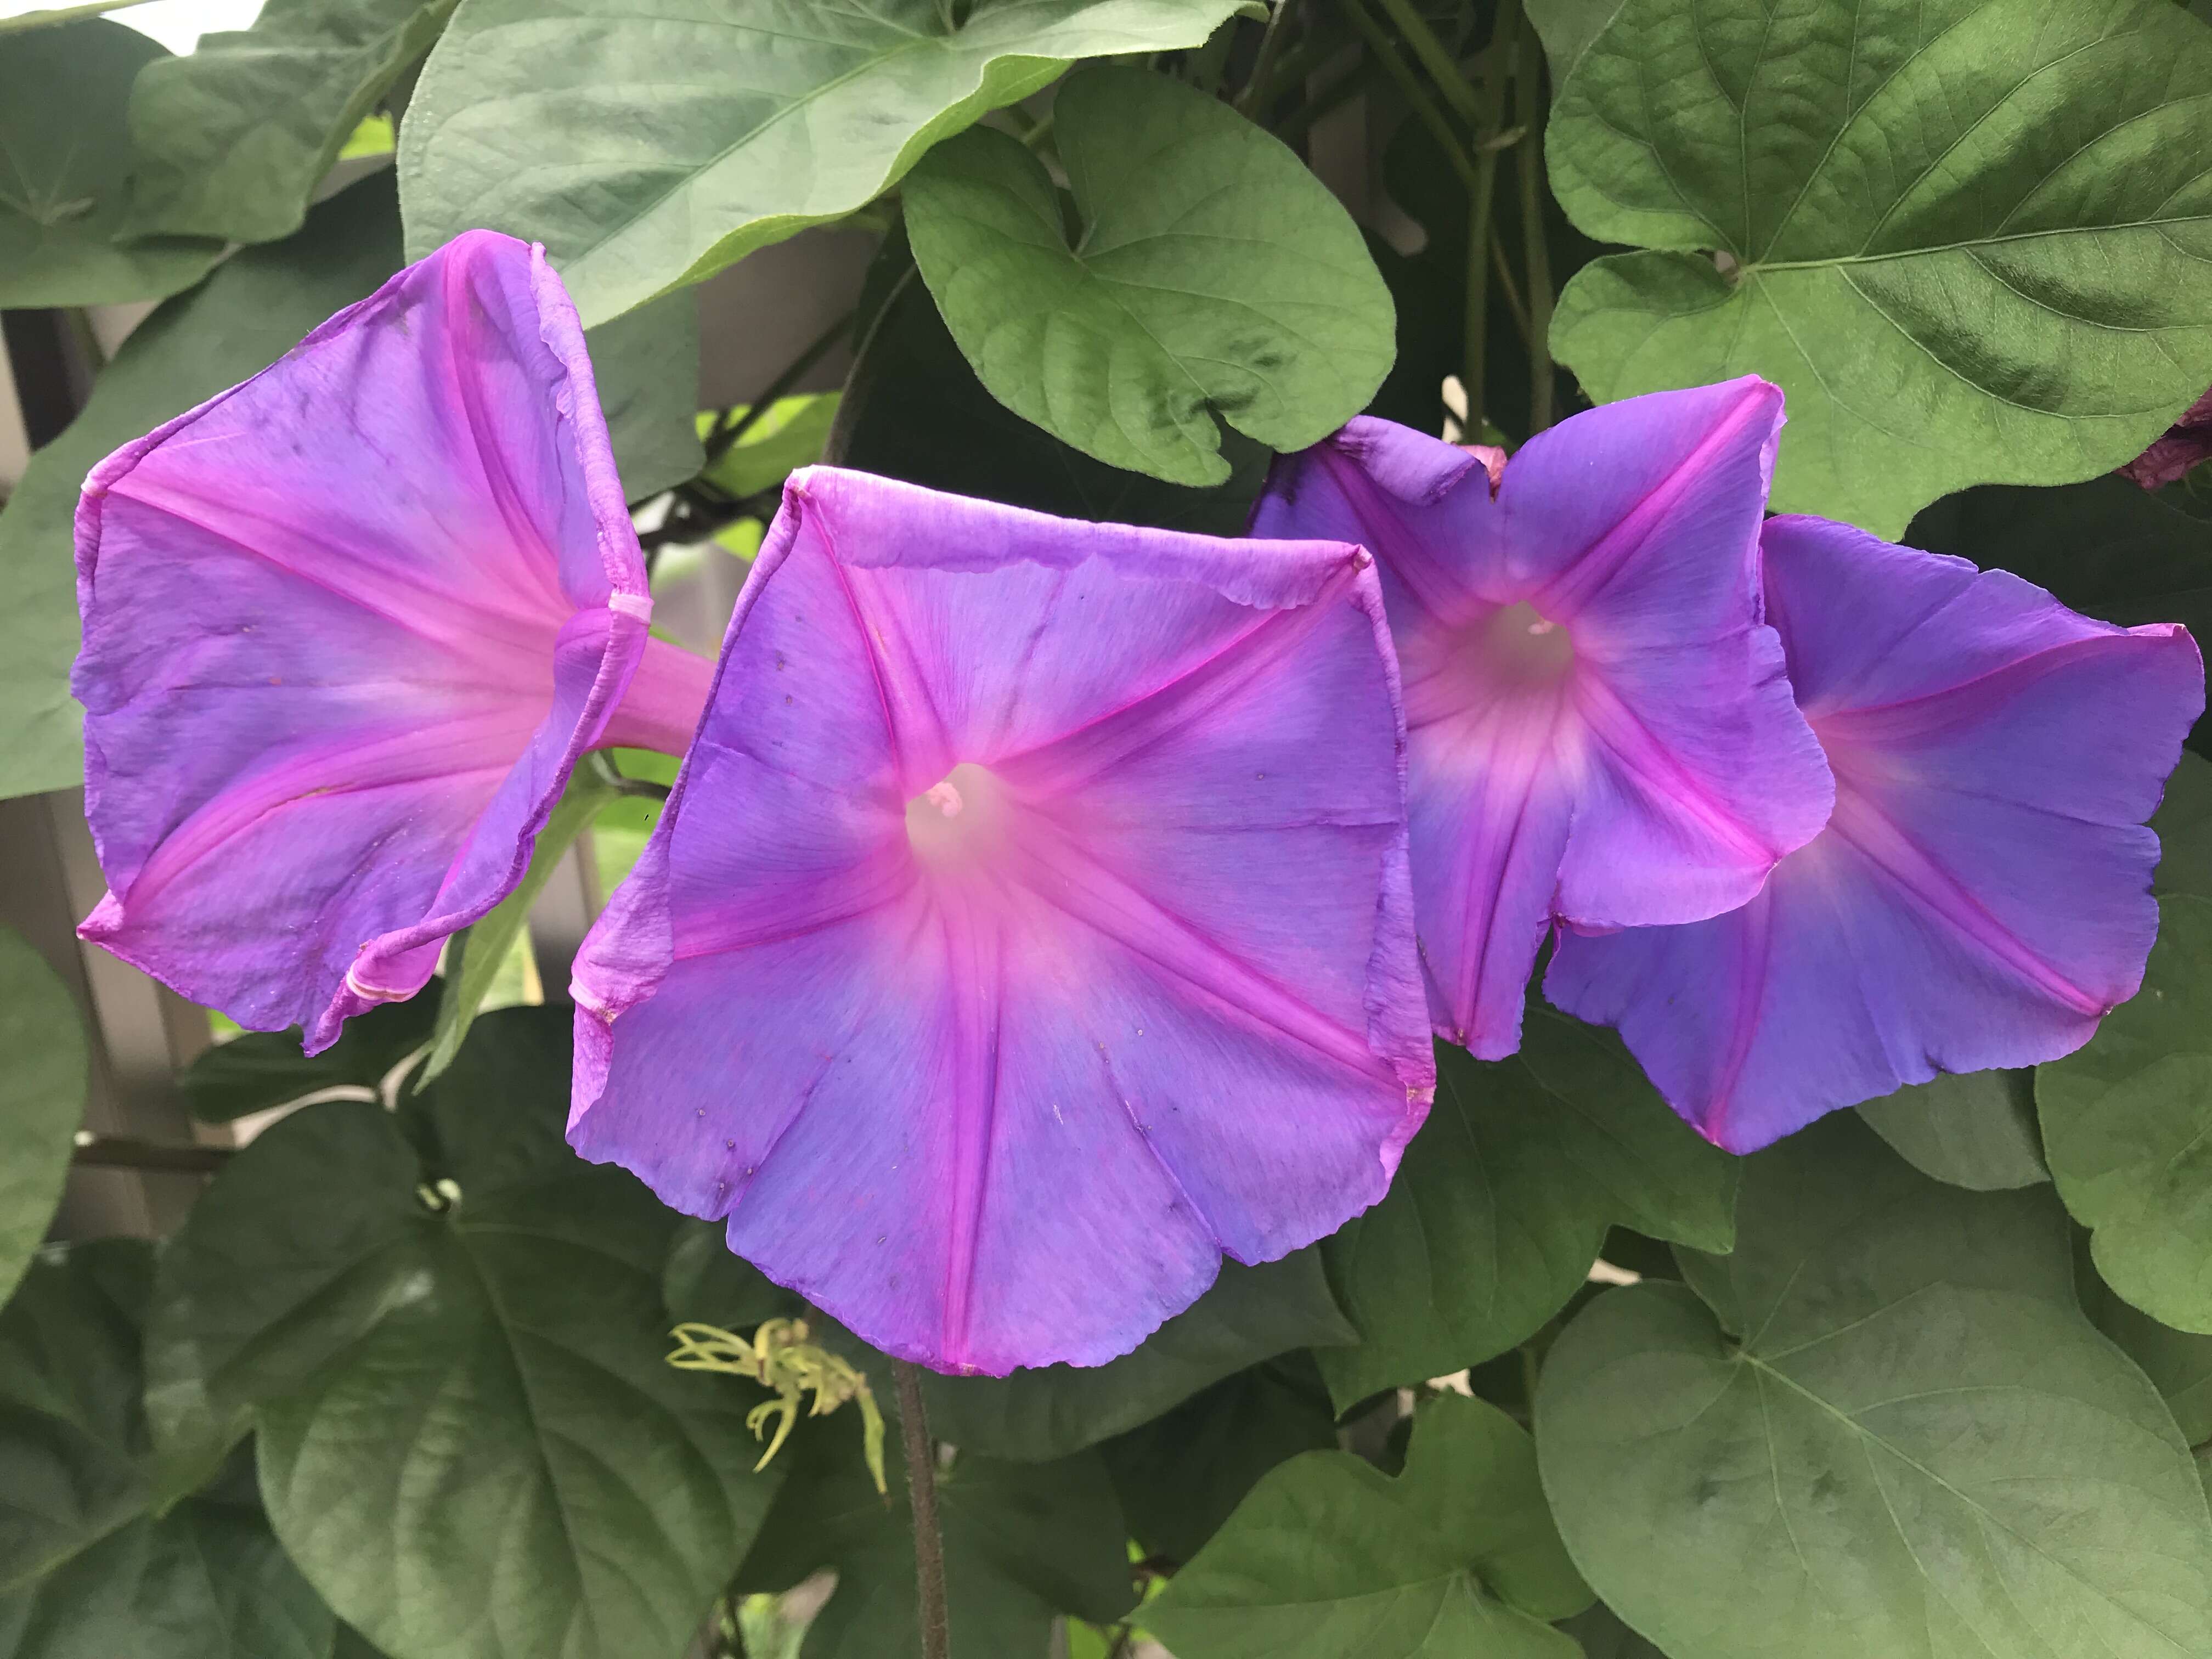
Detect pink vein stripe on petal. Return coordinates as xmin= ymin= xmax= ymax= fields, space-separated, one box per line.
xmin=568 ymin=467 xmax=1434 ymax=1375
xmin=72 ymin=230 xmax=706 ymax=1051
xmin=1251 ymin=381 xmax=1831 ymax=1057
xmin=1547 ymin=515 xmax=2206 ymax=1153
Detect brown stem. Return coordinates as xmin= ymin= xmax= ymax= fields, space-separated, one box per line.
xmin=893 ymin=1361 xmax=951 ymax=1659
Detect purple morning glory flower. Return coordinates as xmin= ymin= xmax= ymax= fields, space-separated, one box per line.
xmin=567 ymin=466 xmax=1435 ymax=1375
xmin=73 ymin=231 xmax=710 ymax=1052
xmin=1251 ymin=380 xmax=1833 ymax=1058
xmin=1547 ymin=516 xmax=2206 ymax=1153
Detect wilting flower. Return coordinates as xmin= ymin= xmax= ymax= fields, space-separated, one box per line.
xmin=1252 ymin=380 xmax=1832 ymax=1058
xmin=74 ymin=232 xmax=710 ymax=1051
xmin=2120 ymin=384 xmax=2212 ymax=491
xmin=568 ymin=467 xmax=1434 ymax=1374
xmin=1548 ymin=516 xmax=2205 ymax=1153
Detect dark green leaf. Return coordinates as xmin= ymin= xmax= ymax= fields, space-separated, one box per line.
xmin=151 ymin=1008 xmax=780 ymax=1659
xmin=1858 ymin=1068 xmax=2049 ymax=1190
xmin=662 ymin=1218 xmax=796 ymax=1335
xmin=0 ymin=932 xmax=87 ymax=1307
xmin=125 ymin=0 xmax=458 ymax=245
xmin=0 ymin=1241 xmax=155 ymax=1593
xmin=0 ymin=22 xmax=224 ymax=307
xmin=1548 ymin=0 xmax=2212 ymax=537
xmin=1558 ymin=1605 xmax=1664 ymax=1659
xmin=904 ymin=66 xmax=1393 ymax=485
xmin=180 ymin=998 xmax=433 ymax=1124
xmin=918 ymin=1250 xmax=1356 ymax=1463
xmin=1319 ymin=1012 xmax=1736 ymax=1408
xmin=2157 ymin=753 xmax=2212 ymax=896
xmin=1904 ymin=478 xmax=2212 ymax=754
xmin=0 ymin=173 xmax=402 ymax=803
xmin=0 ymin=1498 xmax=334 ymax=1659
xmin=736 ymin=1419 xmax=1133 ymax=1659
xmin=1147 ymin=1393 xmax=1590 ymax=1658
xmin=1098 ymin=1354 xmax=1335 ymax=1566
xmin=0 ymin=1242 xmax=334 ymax=1659
xmin=831 ymin=247 xmax=1268 ymax=535
xmin=2041 ymin=895 xmax=2212 ymax=1333
xmin=398 ymin=0 xmax=1246 ymax=327
xmin=1536 ymin=1115 xmax=2212 ymax=1659
xmin=143 ymin=1102 xmax=434 ymax=1504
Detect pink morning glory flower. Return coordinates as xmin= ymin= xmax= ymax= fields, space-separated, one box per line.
xmin=567 ymin=466 xmax=1435 ymax=1375
xmin=1251 ymin=379 xmax=1833 ymax=1059
xmin=1547 ymin=516 xmax=2206 ymax=1153
xmin=73 ymin=231 xmax=710 ymax=1052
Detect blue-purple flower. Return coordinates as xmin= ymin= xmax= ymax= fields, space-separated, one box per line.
xmin=567 ymin=466 xmax=1435 ymax=1373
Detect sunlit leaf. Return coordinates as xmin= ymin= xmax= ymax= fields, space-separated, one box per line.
xmin=0 ymin=22 xmax=223 ymax=307
xmin=398 ymin=0 xmax=1248 ymax=327
xmin=126 ymin=0 xmax=458 ymax=245
xmin=1549 ymin=0 xmax=2212 ymax=536
xmin=904 ymin=66 xmax=1393 ymax=484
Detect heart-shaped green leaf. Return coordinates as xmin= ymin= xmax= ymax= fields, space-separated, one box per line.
xmin=832 ymin=239 xmax=1271 ymax=534
xmin=397 ymin=0 xmax=1247 ymax=327
xmin=150 ymin=1010 xmax=782 ymax=1659
xmin=1147 ymin=1393 xmax=1592 ymax=1658
xmin=1547 ymin=0 xmax=2212 ymax=537
xmin=1537 ymin=1115 xmax=2212 ymax=1659
xmin=904 ymin=66 xmax=1393 ymax=486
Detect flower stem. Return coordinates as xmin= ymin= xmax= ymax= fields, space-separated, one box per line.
xmin=1369 ymin=0 xmax=1479 ymax=123
xmin=1335 ymin=0 xmax=1476 ymax=190
xmin=892 ymin=1360 xmax=951 ymax=1659
xmin=1235 ymin=0 xmax=1302 ymax=116
xmin=1515 ymin=29 xmax=1555 ymax=431
xmin=1462 ymin=0 xmax=1522 ymax=441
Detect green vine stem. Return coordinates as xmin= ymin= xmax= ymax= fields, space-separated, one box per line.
xmin=1515 ymin=26 xmax=1554 ymax=430
xmin=1462 ymin=0 xmax=1521 ymax=440
xmin=1370 ymin=0 xmax=1480 ymax=123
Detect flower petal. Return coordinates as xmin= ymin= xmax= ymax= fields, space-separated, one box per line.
xmin=73 ymin=230 xmax=693 ymax=1049
xmin=569 ymin=467 xmax=1432 ymax=1373
xmin=1547 ymin=516 xmax=2206 ymax=1152
xmin=1252 ymin=382 xmax=1830 ymax=1056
